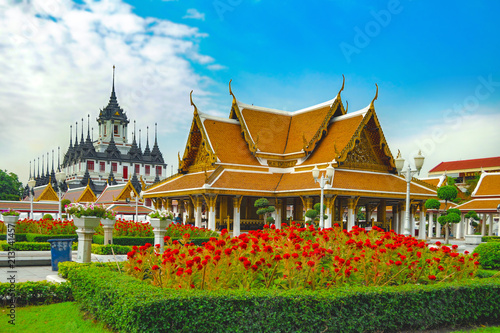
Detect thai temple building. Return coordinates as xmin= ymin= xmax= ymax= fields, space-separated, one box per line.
xmin=60 ymin=67 xmax=167 ymax=194
xmin=142 ymin=78 xmax=437 ymax=235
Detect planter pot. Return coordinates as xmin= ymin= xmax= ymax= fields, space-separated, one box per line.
xmin=101 ymin=218 xmax=116 ymax=227
xmin=150 ymin=218 xmax=171 ymax=230
xmin=73 ymin=216 xmax=101 ymax=230
xmin=2 ymin=215 xmax=19 ymax=225
xmin=465 ymin=234 xmax=483 ymax=245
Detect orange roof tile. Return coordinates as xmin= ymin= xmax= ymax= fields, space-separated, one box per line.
xmin=0 ymin=201 xmax=59 ymax=212
xmin=276 ymin=170 xmax=436 ymax=197
xmin=429 ymin=156 xmax=500 ymax=173
xmin=96 ymin=184 xmax=126 ymax=204
xmin=145 ymin=172 xmax=212 ymax=196
xmin=474 ymin=172 xmax=500 ymax=197
xmin=202 ymin=118 xmax=260 ymax=165
xmin=456 ymin=198 xmax=500 ymax=213
xmin=108 ymin=205 xmax=154 ymax=214
xmin=285 ymin=105 xmax=332 ymax=154
xmin=211 ymin=171 xmax=283 ymax=192
xmin=63 ymin=188 xmax=85 ymax=202
xmin=420 ymin=178 xmax=441 ymax=187
xmin=302 ymin=114 xmax=364 ymax=166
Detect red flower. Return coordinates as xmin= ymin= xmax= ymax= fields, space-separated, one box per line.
xmin=152 ymin=265 xmax=160 ymax=270
xmin=283 ymin=253 xmax=291 ymax=259
xmin=428 ymin=275 xmax=436 ymax=280
xmin=134 ymin=266 xmax=140 ymax=271
xmin=274 ymin=255 xmax=282 ymax=261
xmin=224 ymin=248 xmax=232 ymax=256
xmin=306 ymin=261 xmax=315 ymax=267
xmin=395 ymin=261 xmax=402 ymax=266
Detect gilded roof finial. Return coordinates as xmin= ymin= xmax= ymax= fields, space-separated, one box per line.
xmin=370 ymin=83 xmax=378 ymax=109
xmin=190 ymin=90 xmax=198 ymax=116
xmin=229 ymin=79 xmax=236 ymax=100
xmin=396 ymin=149 xmax=401 ymax=159
xmin=345 ymin=100 xmax=348 ymax=113
xmin=340 ymin=74 xmax=345 ymax=93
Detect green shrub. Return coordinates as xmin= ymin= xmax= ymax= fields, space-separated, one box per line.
xmin=42 ymin=214 xmax=54 ymax=220
xmin=91 ymin=244 xmax=132 ymax=255
xmin=67 ymin=265 xmax=500 ymax=333
xmin=26 ymin=233 xmax=77 ymax=243
xmin=0 ymin=233 xmax=28 ymax=242
xmin=0 ymin=281 xmax=73 ymax=307
xmin=475 ymin=242 xmax=500 ymax=269
xmin=58 ymin=261 xmax=122 ymax=279
xmin=92 ymin=235 xmax=154 ymax=246
xmin=483 ymin=236 xmax=500 ymax=242
xmin=0 ymin=241 xmax=51 ymax=251
xmin=476 ymin=269 xmax=500 ymax=279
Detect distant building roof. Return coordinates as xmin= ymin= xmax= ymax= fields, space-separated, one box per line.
xmin=428 ymin=156 xmax=500 ymax=174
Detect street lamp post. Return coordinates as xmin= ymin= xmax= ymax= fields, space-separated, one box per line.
xmin=130 ymin=190 xmax=142 ymax=222
xmin=28 ymin=178 xmax=36 ymax=219
xmin=55 ymin=169 xmax=66 ymax=219
xmin=395 ymin=150 xmax=425 ymax=237
xmin=312 ymin=162 xmax=335 ymax=228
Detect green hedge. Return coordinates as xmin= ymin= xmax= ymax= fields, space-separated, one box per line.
xmin=0 ymin=281 xmax=73 ymax=307
xmin=26 ymin=233 xmax=77 ymax=243
xmin=475 ymin=242 xmax=500 ymax=269
xmin=58 ymin=261 xmax=122 ymax=279
xmin=92 ymin=235 xmax=154 ymax=246
xmin=92 ymin=235 xmax=210 ymax=247
xmin=91 ymin=244 xmax=132 ymax=255
xmin=483 ymin=236 xmax=500 ymax=242
xmin=0 ymin=241 xmax=51 ymax=251
xmin=0 ymin=233 xmax=28 ymax=242
xmin=67 ymin=265 xmax=500 ymax=333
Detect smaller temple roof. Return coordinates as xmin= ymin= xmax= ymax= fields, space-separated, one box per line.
xmin=0 ymin=201 xmax=59 ymax=214
xmin=32 ymin=183 xmax=58 ymax=202
xmin=62 ymin=184 xmax=97 ymax=203
xmin=107 ymin=204 xmax=154 ymax=215
xmin=471 ymin=172 xmax=500 ymax=197
xmin=428 ymin=156 xmax=500 ymax=174
xmin=96 ymin=180 xmax=141 ymax=204
xmin=456 ymin=198 xmax=500 ymax=213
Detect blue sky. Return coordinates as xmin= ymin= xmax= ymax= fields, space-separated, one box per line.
xmin=1 ymin=0 xmax=499 ymax=184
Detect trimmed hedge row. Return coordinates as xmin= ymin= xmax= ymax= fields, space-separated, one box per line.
xmin=0 ymin=234 xmax=28 ymax=242
xmin=67 ymin=265 xmax=500 ymax=333
xmin=483 ymin=236 xmax=500 ymax=242
xmin=0 ymin=281 xmax=73 ymax=307
xmin=92 ymin=235 xmax=211 ymax=247
xmin=0 ymin=241 xmax=51 ymax=251
xmin=91 ymin=244 xmax=132 ymax=255
xmin=475 ymin=242 xmax=500 ymax=269
xmin=26 ymin=233 xmax=77 ymax=242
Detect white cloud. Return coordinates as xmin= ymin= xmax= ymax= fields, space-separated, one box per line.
xmin=207 ymin=64 xmax=227 ymax=71
xmin=183 ymin=8 xmax=205 ymax=21
xmin=0 ymin=0 xmax=218 ymax=183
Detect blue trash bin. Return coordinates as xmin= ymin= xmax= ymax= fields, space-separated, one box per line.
xmin=47 ymin=239 xmax=74 ymax=271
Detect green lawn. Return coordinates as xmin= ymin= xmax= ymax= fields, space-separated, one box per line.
xmin=453 ymin=328 xmax=500 ymax=333
xmin=0 ymin=302 xmax=113 ymax=333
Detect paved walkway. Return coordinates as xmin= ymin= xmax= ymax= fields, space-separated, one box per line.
xmin=0 ymin=251 xmax=126 ymax=283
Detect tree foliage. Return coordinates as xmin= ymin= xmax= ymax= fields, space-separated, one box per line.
xmin=0 ymin=170 xmax=23 ymax=201
xmin=254 ymin=198 xmax=275 ymax=216
xmin=437 ymin=185 xmax=458 ymax=209
xmin=424 ymin=199 xmax=441 ymax=210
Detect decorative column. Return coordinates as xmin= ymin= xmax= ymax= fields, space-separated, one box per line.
xmin=481 ymin=213 xmax=487 ymax=237
xmin=428 ymin=210 xmax=434 ymax=238
xmin=489 ymin=213 xmax=494 ymax=236
xmin=457 ymin=213 xmax=464 ymax=239
xmin=150 ymin=218 xmax=171 ymax=251
xmin=324 ymin=195 xmax=337 ymax=229
xmin=101 ymin=218 xmax=115 ymax=245
xmin=203 ymin=194 xmax=218 ymax=231
xmin=347 ymin=197 xmax=356 ymax=231
xmin=410 ymin=204 xmax=416 ymax=237
xmin=187 ymin=199 xmax=195 ymax=225
xmin=436 ymin=212 xmax=442 ymax=238
xmin=233 ymin=196 xmax=243 ymax=236
xmin=193 ymin=196 xmax=203 ymax=228
xmin=393 ymin=205 xmax=399 ymax=233
xmin=377 ymin=199 xmax=386 ymax=229
xmin=275 ymin=199 xmax=282 ymax=229
xmin=399 ymin=203 xmax=406 ymax=235
xmin=418 ymin=203 xmax=426 ymax=240
xmin=74 ymin=216 xmax=100 ymax=263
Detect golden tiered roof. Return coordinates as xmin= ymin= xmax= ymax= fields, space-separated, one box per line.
xmin=144 ymin=78 xmax=436 ymax=201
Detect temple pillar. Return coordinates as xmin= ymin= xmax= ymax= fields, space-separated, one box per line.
xmin=232 ymin=196 xmax=243 ymax=237
xmin=191 ymin=196 xmax=202 ymax=228
xmin=457 ymin=212 xmax=464 ymax=239
xmin=203 ymin=194 xmax=218 ymax=231
xmin=399 ymin=203 xmax=406 ymax=235
xmin=347 ymin=197 xmax=357 ymax=231
xmin=418 ymin=203 xmax=426 ymax=240
xmin=280 ymin=199 xmax=287 ymax=227
xmin=481 ymin=213 xmax=487 ymax=237
xmin=324 ymin=195 xmax=336 ymax=229
xmin=428 ymin=210 xmax=434 ymax=238
xmin=436 ymin=213 xmax=442 ymax=238
xmin=275 ymin=199 xmax=282 ymax=229
xmin=392 ymin=205 xmax=399 ymax=233
xmin=219 ymin=197 xmax=228 ymax=228
xmin=178 ymin=200 xmax=184 ymax=223
xmin=489 ymin=213 xmax=494 ymax=236
xmin=377 ymin=199 xmax=386 ymax=228
xmin=410 ymin=204 xmax=416 ymax=237
xmin=294 ymin=197 xmax=303 ymax=222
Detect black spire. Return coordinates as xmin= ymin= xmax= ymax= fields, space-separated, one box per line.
xmin=80 ymin=118 xmax=84 ymax=147
xmin=50 ymin=150 xmax=57 ymax=190
xmin=29 ymin=160 xmax=32 ymax=180
xmin=81 ymin=166 xmax=95 ymax=191
xmin=57 ymin=147 xmax=61 ymax=171
xmin=107 ymin=169 xmax=117 ymax=186
xmin=81 ymin=115 xmax=97 ymax=159
xmin=97 ymin=66 xmax=129 ymax=124
xmin=63 ymin=125 xmax=73 ymax=167
xmin=131 ymin=172 xmax=142 ymax=194
xmin=35 ymin=158 xmax=40 ymax=186
xmin=128 ymin=120 xmax=142 ymax=161
xmin=40 ymin=155 xmax=46 ymax=185
xmin=143 ymin=126 xmax=151 ymax=156
xmin=85 ymin=114 xmax=92 ymax=144
xmin=73 ymin=121 xmax=80 ymax=163
xmin=154 ymin=173 xmax=160 ymax=184
xmin=139 ymin=129 xmax=142 ymax=150
xmin=150 ymin=122 xmax=164 ymax=163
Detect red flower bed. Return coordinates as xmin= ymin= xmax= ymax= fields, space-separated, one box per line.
xmin=124 ymin=223 xmax=479 ymax=290
xmin=4 ymin=218 xmax=77 ymax=235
